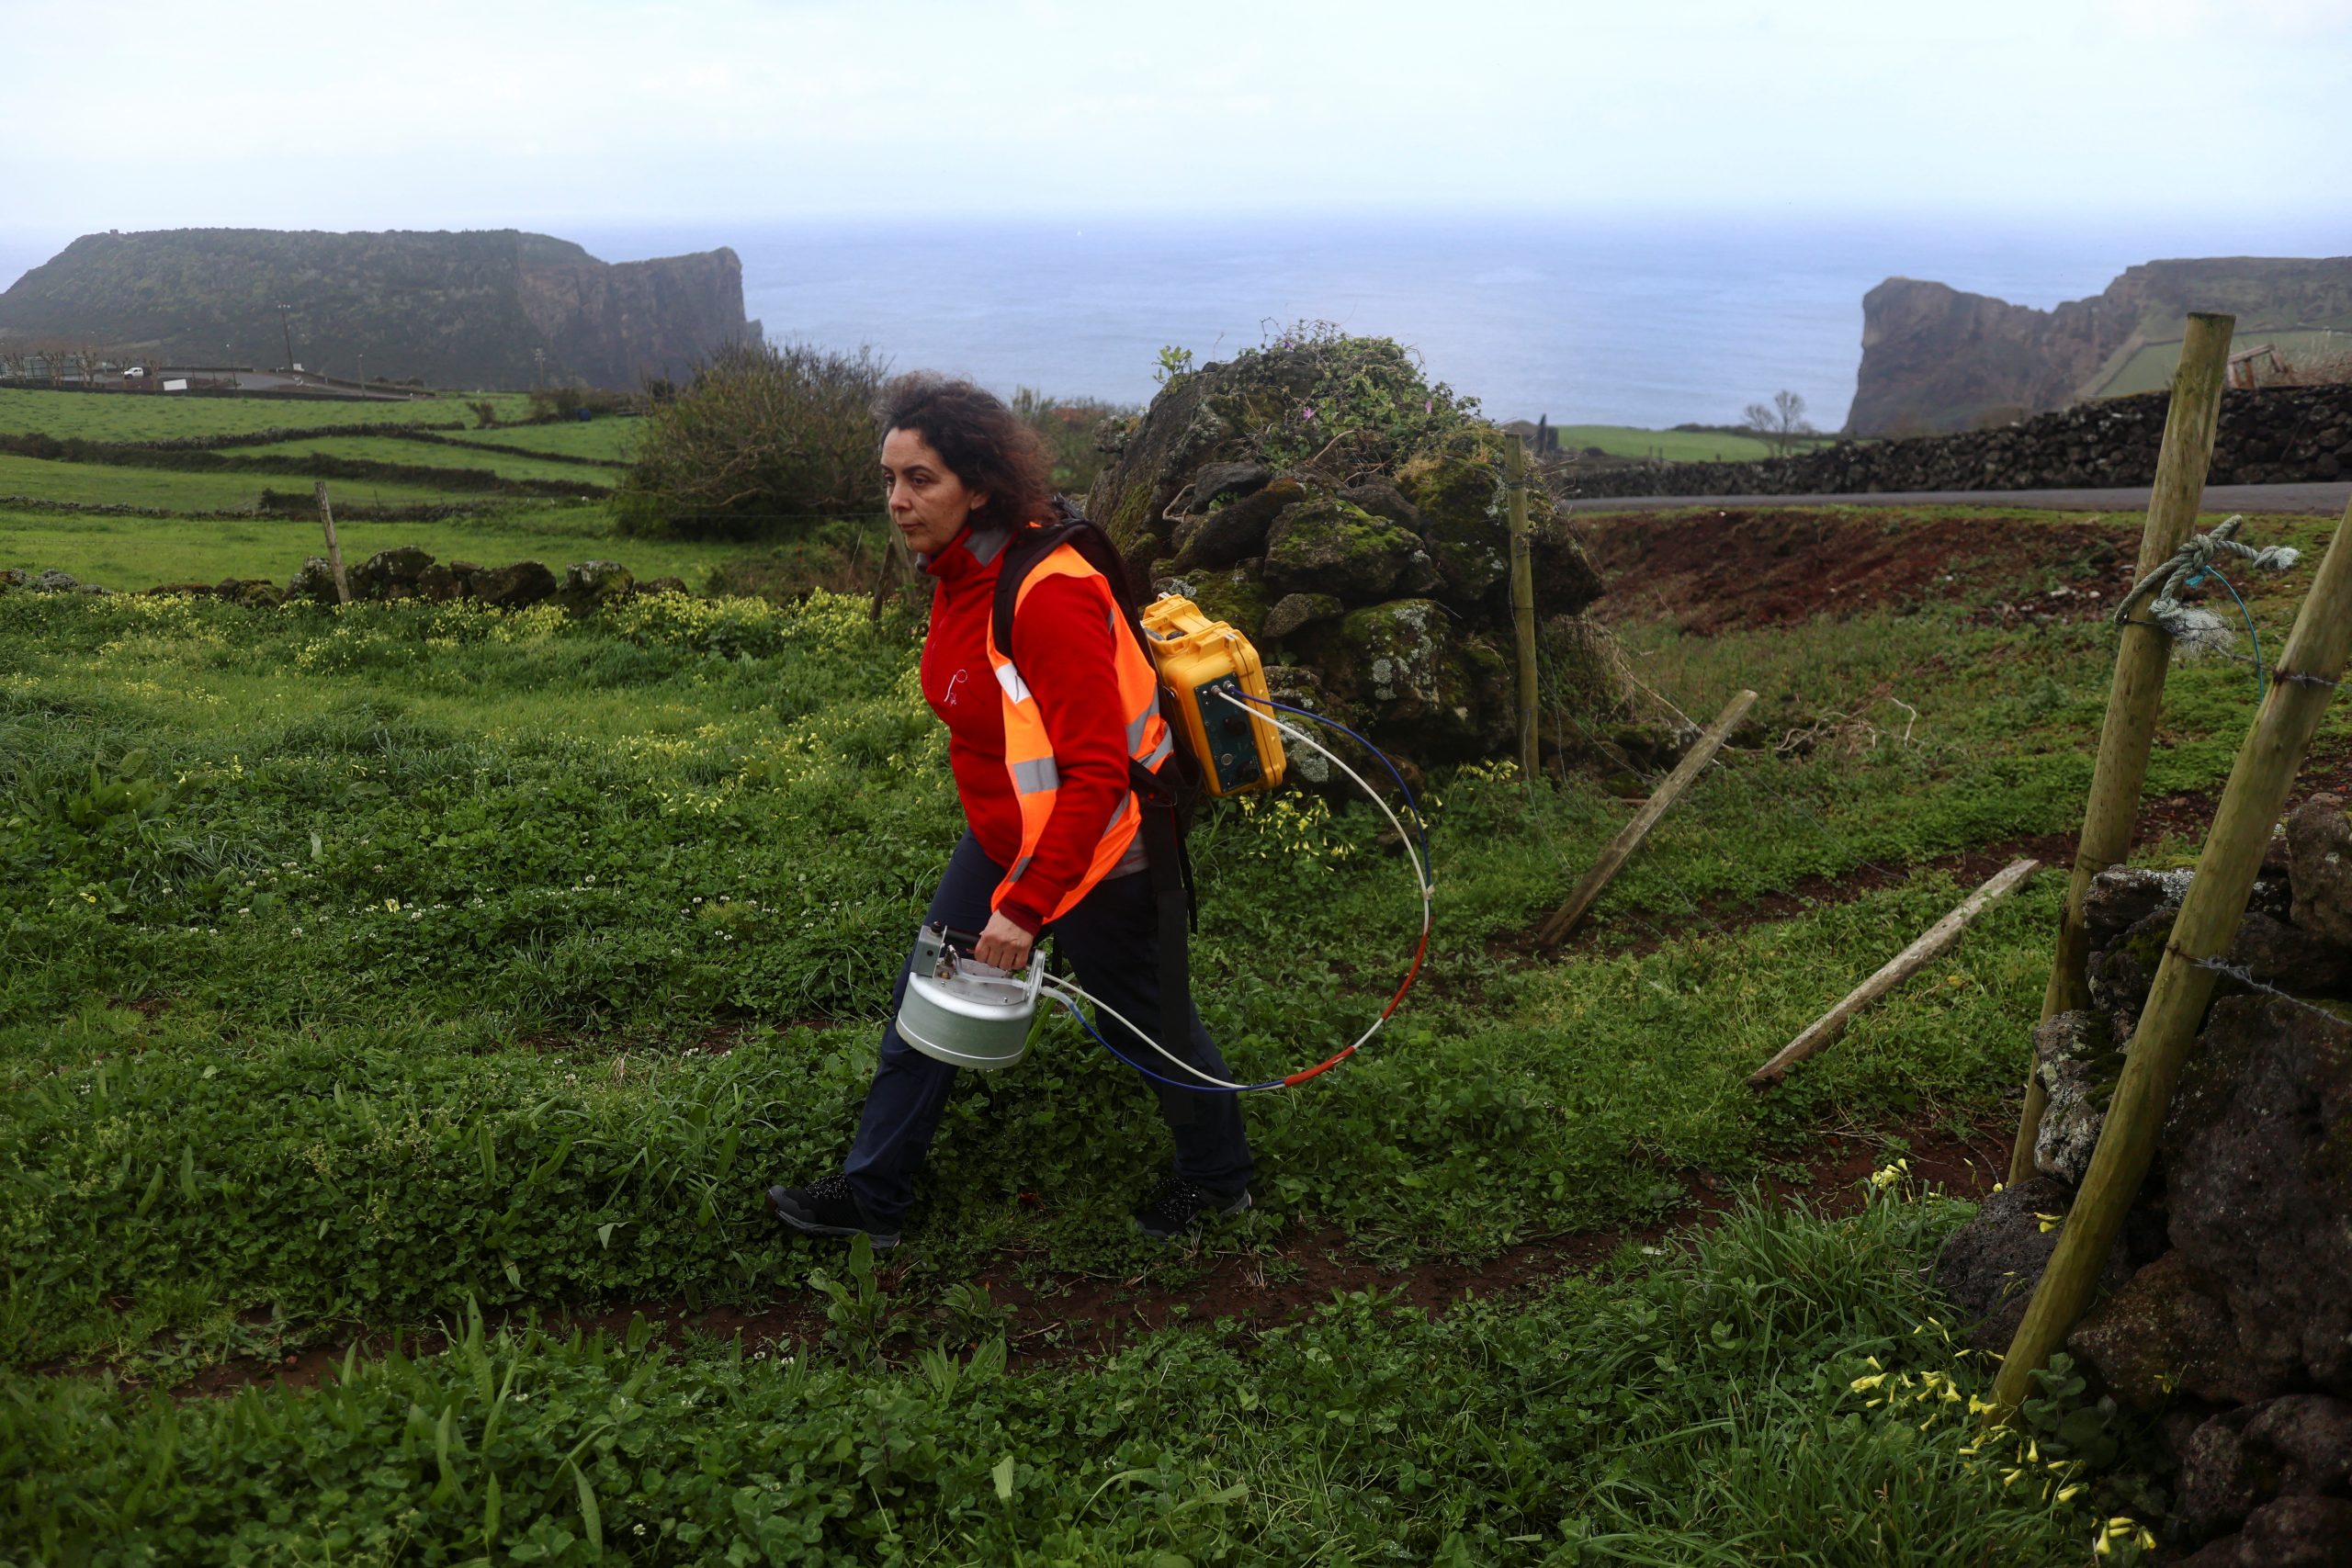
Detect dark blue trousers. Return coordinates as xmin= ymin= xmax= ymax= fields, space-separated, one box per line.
xmin=842 ymin=830 xmax=1255 ymax=1229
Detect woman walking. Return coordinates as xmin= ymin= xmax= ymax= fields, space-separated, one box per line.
xmin=766 ymin=375 xmax=1253 ymax=1247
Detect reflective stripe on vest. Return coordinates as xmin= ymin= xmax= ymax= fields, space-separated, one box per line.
xmin=984 ymin=542 xmax=1171 ymax=922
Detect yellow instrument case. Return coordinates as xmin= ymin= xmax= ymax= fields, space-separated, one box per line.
xmin=1140 ymin=594 xmax=1286 ymax=796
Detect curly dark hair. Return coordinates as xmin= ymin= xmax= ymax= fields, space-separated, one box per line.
xmin=878 ymin=373 xmax=1056 ymax=533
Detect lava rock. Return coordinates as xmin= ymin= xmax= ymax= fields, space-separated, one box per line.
xmin=2084 ymin=864 xmax=2193 ymax=946
xmin=285 ymin=556 xmax=345 ymax=604
xmin=34 ymin=568 xmax=82 ymax=592
xmin=2067 ymin=1252 xmax=2265 ymax=1410
xmin=1337 ymin=479 xmax=1423 ymax=531
xmin=469 ymin=560 xmax=559 ymax=609
xmin=557 ymin=559 xmax=635 ymax=614
xmin=1931 ymin=1175 xmax=2132 ymax=1356
xmin=2163 ymin=997 xmax=2352 ymax=1395
xmin=1262 ymin=496 xmax=1432 ymax=604
xmin=1174 ymin=476 xmax=1305 ymax=570
xmin=2033 ymin=1009 xmax=2121 ymax=1184
xmin=1262 ymin=592 xmax=1344 ymax=641
xmin=349 ymin=547 xmax=435 ymax=601
xmin=642 ymin=575 xmax=689 ymax=596
xmin=415 ymin=561 xmax=471 ymax=602
xmin=2288 ymin=794 xmax=2352 ymax=949
xmin=213 ymin=577 xmax=283 ymax=608
xmin=1186 ymin=460 xmax=1272 ymax=514
xmin=2179 ymin=1399 xmax=2352 ymax=1547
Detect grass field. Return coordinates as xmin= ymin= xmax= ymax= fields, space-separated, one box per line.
xmin=0 ymin=451 xmax=486 ymax=511
xmin=4 ymin=493 xmax=2331 ymax=1558
xmin=235 ymin=433 xmax=622 ymax=487
xmin=2090 ymin=327 xmax=2352 ymax=398
xmin=1554 ymin=424 xmax=1838 ymax=463
xmin=443 ymin=416 xmax=646 ymax=462
xmin=2 ymin=380 xmax=2303 ymax=1561
xmin=0 ymin=502 xmax=765 ymax=589
xmin=0 ymin=386 xmax=537 ymax=441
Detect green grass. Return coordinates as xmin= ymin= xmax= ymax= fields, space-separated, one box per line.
xmin=1555 ymin=425 xmax=1837 ymax=463
xmin=0 ymin=452 xmax=481 ymax=511
xmin=2090 ymin=327 xmax=2352 ymax=398
xmin=0 ymin=387 xmax=536 ymax=442
xmin=5 ymin=499 xmax=2277 ymax=1561
xmin=0 ymin=1188 xmax=2133 ymax=1566
xmin=443 ymin=417 xmax=645 ymax=462
xmin=0 ymin=502 xmax=758 ymax=590
xmin=233 ymin=434 xmax=619 ymax=487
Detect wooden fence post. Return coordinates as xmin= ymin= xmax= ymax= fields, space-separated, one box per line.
xmin=1747 ymin=858 xmax=2040 ymax=1089
xmin=1536 ymin=688 xmax=1757 ymax=948
xmin=1991 ymin=494 xmax=2352 ymax=1419
xmin=2008 ymin=311 xmax=2234 ymax=1183
xmin=315 ymin=480 xmax=351 ymax=604
xmin=1507 ymin=430 xmax=1540 ymax=783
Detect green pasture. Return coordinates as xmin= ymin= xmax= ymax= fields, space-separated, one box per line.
xmin=4 ymin=505 xmax=2312 ymax=1562
xmin=235 ymin=433 xmax=620 ymax=487
xmin=2090 ymin=327 xmax=2352 ymax=398
xmin=0 ymin=451 xmax=481 ymax=511
xmin=1555 ymin=424 xmax=1780 ymax=462
xmin=443 ymin=415 xmax=646 ymax=462
xmin=1 ymin=1190 xmax=2124 ymax=1566
xmin=0 ymin=386 xmax=536 ymax=442
xmin=0 ymin=502 xmax=761 ymax=590
xmin=1556 ymin=425 xmax=1847 ymax=463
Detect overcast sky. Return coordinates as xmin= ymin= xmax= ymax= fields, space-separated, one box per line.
xmin=3 ymin=0 xmax=2347 ymax=249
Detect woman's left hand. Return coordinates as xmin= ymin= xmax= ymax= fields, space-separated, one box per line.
xmin=972 ymin=911 xmax=1035 ymax=973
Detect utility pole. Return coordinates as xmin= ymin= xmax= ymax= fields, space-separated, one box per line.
xmin=357 ymin=351 xmax=365 ymax=393
xmin=532 ymin=347 xmax=545 ymax=389
xmin=275 ymin=302 xmax=295 ymax=376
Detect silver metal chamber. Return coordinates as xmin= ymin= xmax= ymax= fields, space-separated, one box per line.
xmin=894 ymin=922 xmax=1046 ymax=1070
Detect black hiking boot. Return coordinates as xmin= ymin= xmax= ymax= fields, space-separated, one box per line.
xmin=766 ymin=1176 xmax=901 ymax=1250
xmin=1132 ymin=1173 xmax=1251 ymax=1241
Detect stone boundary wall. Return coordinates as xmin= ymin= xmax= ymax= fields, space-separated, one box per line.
xmin=1566 ymin=384 xmax=2352 ymax=500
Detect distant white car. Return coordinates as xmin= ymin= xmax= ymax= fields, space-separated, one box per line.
xmin=123 ymin=367 xmax=146 ymax=378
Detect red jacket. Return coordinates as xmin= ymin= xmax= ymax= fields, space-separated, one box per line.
xmin=920 ymin=524 xmax=1136 ymax=935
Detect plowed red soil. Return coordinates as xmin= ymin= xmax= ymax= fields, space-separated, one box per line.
xmin=1577 ymin=508 xmax=2136 ymax=632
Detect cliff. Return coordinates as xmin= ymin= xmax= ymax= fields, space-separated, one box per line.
xmin=0 ymin=228 xmax=756 ymax=389
xmin=1847 ymin=256 xmax=2352 ymax=436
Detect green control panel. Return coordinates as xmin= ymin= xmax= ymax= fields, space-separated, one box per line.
xmin=1193 ymin=676 xmax=1262 ymax=793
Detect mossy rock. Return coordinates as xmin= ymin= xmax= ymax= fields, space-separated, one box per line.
xmin=1328 ymin=598 xmax=1487 ymax=751
xmin=1164 ymin=563 xmax=1272 ymax=641
xmin=1172 ymin=476 xmax=1305 ymax=570
xmin=1263 ymin=592 xmax=1343 ymax=641
xmin=1263 ymin=496 xmax=1435 ymax=604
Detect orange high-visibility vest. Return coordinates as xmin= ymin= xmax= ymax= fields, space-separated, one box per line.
xmin=985 ymin=542 xmax=1176 ymax=922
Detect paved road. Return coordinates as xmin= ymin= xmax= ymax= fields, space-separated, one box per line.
xmin=1573 ymin=482 xmax=2352 ymax=516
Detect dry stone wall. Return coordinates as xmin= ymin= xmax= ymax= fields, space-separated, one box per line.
xmin=1568 ymin=384 xmax=2352 ymax=501
xmin=1933 ymin=797 xmax=2352 ymax=1563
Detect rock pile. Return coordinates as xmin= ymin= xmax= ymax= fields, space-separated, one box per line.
xmin=1083 ymin=335 xmax=1640 ymax=774
xmin=1935 ymin=795 xmax=2352 ymax=1563
xmin=1571 ymin=381 xmax=2352 ymax=500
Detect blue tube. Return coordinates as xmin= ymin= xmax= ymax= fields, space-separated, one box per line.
xmin=1051 ymin=994 xmax=1284 ymax=1094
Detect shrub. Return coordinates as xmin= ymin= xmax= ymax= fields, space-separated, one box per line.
xmin=616 ymin=342 xmax=888 ymax=541
xmin=527 ymin=385 xmax=634 ymax=422
xmin=1010 ymin=386 xmax=1136 ymax=495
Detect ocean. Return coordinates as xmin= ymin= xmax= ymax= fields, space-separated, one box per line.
xmin=8 ymin=212 xmax=2349 ymax=429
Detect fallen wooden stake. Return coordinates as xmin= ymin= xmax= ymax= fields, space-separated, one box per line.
xmin=1747 ymin=857 xmax=2041 ymax=1089
xmin=1535 ymin=688 xmax=1757 ymax=948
